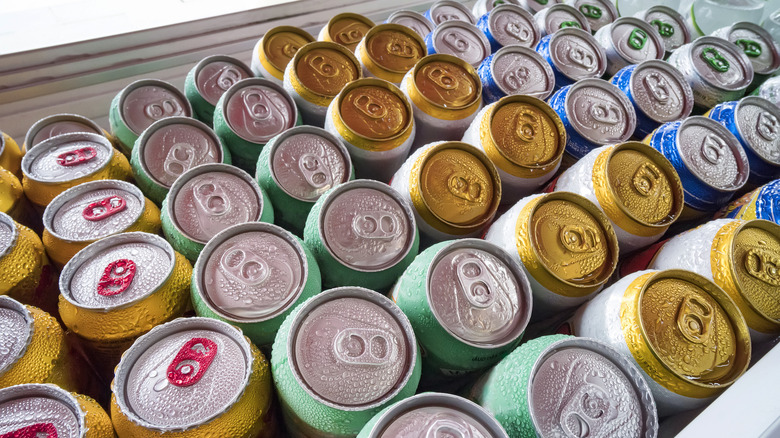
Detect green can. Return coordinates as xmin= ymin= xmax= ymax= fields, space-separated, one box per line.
xmin=303 ymin=179 xmax=419 ymax=291
xmin=213 ymin=77 xmax=302 ymax=173
xmin=184 ymin=54 xmax=254 ymax=124
xmin=160 ymin=163 xmax=274 ymax=262
xmin=256 ymin=125 xmax=354 ymax=235
xmin=271 ymin=286 xmax=421 ymax=438
xmin=130 ymin=116 xmax=232 ymax=205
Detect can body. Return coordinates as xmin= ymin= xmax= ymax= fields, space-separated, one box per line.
xmin=0 ymin=167 xmax=35 ymax=229
xmin=719 ymin=178 xmax=780 ymax=223
xmin=592 ymin=17 xmax=665 ymax=76
xmin=534 ymin=28 xmax=607 ymax=90
xmin=425 ymin=21 xmax=492 ymax=68
xmin=0 ymin=132 xmax=23 ymax=179
xmin=477 ymin=45 xmax=555 ymax=104
xmin=184 ymin=55 xmax=254 ymax=124
xmin=252 ymin=26 xmax=315 ymax=85
xmin=476 ymin=4 xmax=541 ymax=52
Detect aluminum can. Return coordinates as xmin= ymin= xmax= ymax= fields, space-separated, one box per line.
xmin=424 ymin=21 xmax=492 ymax=68
xmin=385 ymin=10 xmax=435 ymax=39
xmin=718 ymin=178 xmax=780 ymax=223
xmin=610 ymin=60 xmax=694 ymax=138
xmin=390 ymin=141 xmax=501 ymax=242
xmin=533 ymin=4 xmax=591 ymax=38
xmin=634 ymin=5 xmax=692 ymax=58
xmin=251 ymin=26 xmax=315 ymax=85
xmin=534 ymin=28 xmax=607 ymax=90
xmin=355 ymin=23 xmax=427 ymax=85
xmin=593 ymin=17 xmax=665 ymax=77
xmin=461 ymin=95 xmax=566 ymax=203
xmin=255 ymin=125 xmax=354 ymax=234
xmin=467 ymin=335 xmax=658 ymax=438
xmin=324 ymin=78 xmax=415 ymax=182
xmin=303 ymin=179 xmax=419 ymax=290
xmin=109 ymin=79 xmax=193 ymax=153
xmin=476 ymin=4 xmax=541 ymax=52
xmin=400 ymin=54 xmax=483 ymax=150
xmin=160 ymin=163 xmax=274 ymax=262
xmin=22 ymin=113 xmax=118 ymax=156
xmin=571 ymin=269 xmax=751 ymax=415
xmin=111 ymin=317 xmax=274 ymax=438
xmin=42 ymin=180 xmax=161 ymax=269
xmin=283 ymin=41 xmax=362 ymax=127
xmin=0 ymin=167 xmax=35 ymax=228
xmin=484 ymin=191 xmax=619 ymax=318
xmin=553 ymin=142 xmax=684 ymax=253
xmin=547 ymin=78 xmax=637 ymax=161
xmin=21 ymin=132 xmax=132 ymax=210
xmin=706 ymin=96 xmax=780 ymax=185
xmin=271 ymin=286 xmax=421 ymax=438
xmin=0 ymin=132 xmax=22 ymax=179
xmin=213 ymin=77 xmax=301 ymax=173
xmin=425 ymin=0 xmax=477 ymax=26
xmin=667 ymin=36 xmax=755 ymax=109
xmin=0 ymin=383 xmax=115 ymax=438
xmin=357 ymin=392 xmax=509 ymax=438
xmin=184 ymin=55 xmax=254 ymax=123
xmin=753 ymin=74 xmax=780 ymax=107
xmin=712 ymin=22 xmax=780 ymax=88
xmin=520 ymin=0 xmax=562 ymax=15
xmin=477 ymin=45 xmax=555 ymax=104
xmin=644 ymin=116 xmax=750 ymax=215
xmin=472 ymin=0 xmax=520 ymax=20
xmin=130 ymin=116 xmax=231 ymax=205
xmin=564 ymin=0 xmax=618 ymax=33
xmin=317 ymin=13 xmax=376 ymax=52
xmin=191 ymin=222 xmax=321 ymax=347
xmin=58 ymin=232 xmax=192 ymax=381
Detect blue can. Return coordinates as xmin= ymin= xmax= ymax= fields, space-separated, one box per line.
xmin=535 ymin=27 xmax=606 ymax=91
xmin=478 ymin=45 xmax=555 ymax=104
xmin=722 ymin=179 xmax=780 ymax=222
xmin=475 ymin=4 xmax=541 ymax=52
xmin=424 ymin=21 xmax=492 ymax=68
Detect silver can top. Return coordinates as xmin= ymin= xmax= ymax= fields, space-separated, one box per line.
xmin=492 ymin=45 xmax=555 ymax=99
xmin=431 ymin=21 xmax=492 ymax=67
xmin=715 ymin=22 xmax=780 ymax=77
xmin=564 ymin=78 xmax=636 ymax=144
xmin=0 ymin=212 xmax=18 ymax=260
xmin=536 ymin=4 xmax=591 ymax=36
xmin=629 ymin=60 xmax=694 ymax=124
xmin=0 ymin=384 xmax=86 ymax=438
xmin=194 ymin=55 xmax=253 ymax=105
xmin=119 ymin=79 xmax=192 ymax=135
xmin=21 ymin=132 xmax=114 ymax=184
xmin=24 ymin=114 xmax=103 ymax=151
xmin=676 ymin=116 xmax=750 ymax=191
xmin=428 ymin=0 xmax=477 ymax=25
xmin=636 ymin=5 xmax=691 ymax=54
xmin=520 ymin=0 xmax=562 ymax=16
xmin=603 ymin=17 xmax=664 ymax=65
xmin=0 ymin=296 xmax=32 ymax=376
xmin=566 ymin=0 xmax=617 ymax=33
xmin=547 ymin=28 xmax=607 ymax=81
xmin=222 ymin=78 xmax=297 ymax=144
xmin=386 ymin=10 xmax=435 ymax=39
xmin=735 ymin=96 xmax=780 ymax=166
xmin=488 ymin=4 xmax=541 ymax=49
xmin=688 ymin=36 xmax=754 ymax=92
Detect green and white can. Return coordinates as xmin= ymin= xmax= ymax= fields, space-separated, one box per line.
xmin=184 ymin=54 xmax=254 ymax=124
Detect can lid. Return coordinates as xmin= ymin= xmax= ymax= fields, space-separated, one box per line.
xmin=196 ymin=222 xmax=307 ymax=322
xmin=21 ymin=132 xmax=115 ymax=184
xmin=59 ymin=232 xmax=175 ymax=310
xmin=43 ymin=179 xmax=146 ymax=243
xmin=0 ymin=384 xmax=86 ymax=438
xmin=338 ymin=81 xmax=412 ymax=141
xmin=547 ymin=28 xmax=607 ymax=81
xmin=735 ymin=96 xmax=780 ymax=166
xmin=568 ymin=0 xmax=618 ymax=33
xmin=320 ymin=180 xmax=416 ymax=272
xmin=564 ymin=78 xmax=636 ymax=145
xmin=288 ymin=287 xmax=417 ymax=410
xmin=718 ymin=22 xmax=780 ymax=76
xmin=538 ymin=4 xmax=591 ymax=35
xmin=324 ymin=13 xmax=376 ymax=51
xmin=522 ymin=0 xmax=562 ymax=15
xmin=221 ymin=78 xmax=297 ymax=144
xmin=412 ymin=55 xmax=481 ymax=111
xmin=629 ymin=60 xmax=694 ymax=124
xmin=167 ymin=164 xmax=263 ymax=244
xmin=427 ymin=239 xmax=532 ymax=348
xmin=118 ymin=79 xmax=192 ymax=135
xmin=488 ymin=4 xmax=540 ymax=49
xmin=0 ymin=212 xmax=18 ymax=260
xmin=428 ymin=0 xmax=477 ymax=25
xmin=269 ymin=126 xmax=351 ymax=202
xmin=689 ymin=36 xmax=754 ymax=92
xmin=135 ymin=117 xmax=224 ymax=188
xmin=114 ymin=317 xmax=252 ymax=431
xmin=193 ymin=55 xmax=253 ymax=106
xmin=362 ymin=24 xmax=426 ymax=75
xmin=261 ymin=26 xmax=315 ymax=73
xmin=637 ymin=5 xmax=690 ymax=53
xmin=386 ymin=10 xmax=434 ymax=39
xmin=292 ymin=42 xmax=361 ymax=99
xmin=676 ymin=116 xmax=749 ymax=192
xmin=490 ymin=46 xmax=555 ymax=99
xmin=729 ymin=220 xmax=780 ymax=327
xmin=430 ymin=21 xmax=491 ymax=67
xmin=605 ymin=17 xmax=664 ymax=65
xmin=24 ymin=114 xmax=103 ymax=152
xmin=0 ymin=296 xmax=33 ymax=377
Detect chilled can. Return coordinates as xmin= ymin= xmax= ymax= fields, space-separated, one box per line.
xmin=109 ymin=79 xmax=193 ymax=153
xmin=111 ymin=317 xmax=274 ymax=438
xmin=191 ymin=222 xmax=321 ymax=348
xmin=477 ymin=45 xmax=555 ymax=104
xmin=476 ymin=4 xmax=541 ymax=52
xmin=0 ymin=384 xmax=114 ymax=438
xmin=461 ymin=95 xmax=566 ymax=203
xmin=712 ymin=22 xmax=780 ymax=88
xmin=548 ymin=78 xmax=637 ymax=161
xmin=593 ymin=17 xmax=665 ymax=76
xmin=385 ymin=10 xmax=435 ymax=39
xmin=42 ymin=180 xmax=161 ymax=269
xmin=271 ymin=286 xmax=421 ymax=438
xmin=251 ymin=26 xmax=315 ymax=85
xmin=0 ymin=167 xmax=35 ymax=228
xmin=390 ymin=141 xmax=502 ymax=242
xmin=520 ymin=0 xmax=562 ymax=15
xmin=645 ymin=116 xmax=750 ymax=216
xmin=610 ymin=59 xmax=695 ymax=138
xmin=0 ymin=131 xmax=23 ymax=179
xmin=718 ymin=178 xmax=780 ymax=223
xmin=213 ymin=77 xmax=301 ymax=173
xmin=534 ymin=28 xmax=607 ymax=90
xmin=484 ymin=191 xmax=619 ymax=318
xmin=468 ymin=335 xmax=658 ymax=438
xmin=668 ymin=36 xmax=755 ymax=109
xmin=425 ymin=0 xmax=477 ymax=26
xmin=184 ymin=55 xmax=254 ymax=123
xmin=357 ymin=392 xmax=509 ymax=438
xmin=472 ymin=0 xmax=520 ymax=20
xmin=571 ymin=269 xmax=751 ymax=415
xmin=160 ymin=163 xmax=274 ymax=262
xmin=21 ymin=132 xmax=132 ymax=210
xmin=303 ymin=179 xmax=419 ymax=290
xmin=324 ymin=78 xmax=415 ymax=182
xmin=283 ymin=41 xmax=362 ymax=127
xmin=424 ymin=21 xmax=492 ymax=68
xmin=753 ymin=74 xmax=780 ymax=107
xmin=131 ymin=116 xmax=231 ymax=205
xmin=255 ymin=125 xmax=354 ymax=234
xmin=564 ymin=0 xmax=618 ymax=33
xmin=22 ymin=113 xmax=115 ymax=156
xmin=634 ymin=5 xmax=692 ymax=57
xmin=401 ymin=54 xmax=483 ymax=149
xmin=533 ymin=4 xmax=591 ymax=37
xmin=318 ymin=12 xmax=376 ymax=52
xmin=355 ymin=23 xmax=426 ymax=85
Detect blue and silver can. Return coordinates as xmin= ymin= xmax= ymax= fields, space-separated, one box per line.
xmin=425 ymin=21 xmax=492 ymax=68
xmin=718 ymin=179 xmax=780 ymax=222
xmin=476 ymin=4 xmax=541 ymax=52
xmin=478 ymin=45 xmax=555 ymax=104
xmin=425 ymin=0 xmax=476 ymax=26
xmin=535 ymin=27 xmax=606 ymax=90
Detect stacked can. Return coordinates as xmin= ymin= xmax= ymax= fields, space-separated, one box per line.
xmin=319 ymin=13 xmax=375 ymax=51
xmin=0 ymin=167 xmax=35 ymax=230
xmin=476 ymin=4 xmax=541 ymax=52
xmin=535 ymin=27 xmax=608 ymax=90
xmin=184 ymin=55 xmax=254 ymax=123
xmin=355 ymin=24 xmax=426 ymax=85
xmin=752 ymin=74 xmax=780 ymax=107
xmin=564 ymin=0 xmax=618 ymax=33
xmin=719 ymin=178 xmax=780 ymax=223
xmin=593 ymin=17 xmax=665 ymax=76
xmin=711 ymin=22 xmax=780 ymax=89
xmin=0 ymin=131 xmax=23 ymax=179
xmin=385 ymin=10 xmax=434 ymax=39
xmin=634 ymin=5 xmax=692 ymax=58
xmin=22 ymin=113 xmax=112 ymax=156
xmin=271 ymin=287 xmax=421 ymax=437
xmin=424 ymin=21 xmax=492 ymax=68
xmin=472 ymin=0 xmax=518 ymax=20
xmin=533 ymin=4 xmax=591 ymax=37
xmin=477 ymin=45 xmax=556 ymax=104
xmin=252 ymin=26 xmax=315 ymax=85
xmin=425 ymin=0 xmax=477 ymax=25
xmin=520 ymin=0 xmax=562 ymax=15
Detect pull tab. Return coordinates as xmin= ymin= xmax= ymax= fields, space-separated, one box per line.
xmin=650 ymin=19 xmax=675 ymax=37
xmin=757 ymin=111 xmax=780 ymax=142
xmin=298 ymin=152 xmax=333 ymax=189
xmin=57 ymin=147 xmax=97 ymax=167
xmin=164 ymin=142 xmax=197 ymax=177
xmin=353 ymin=94 xmax=388 ymax=119
xmin=167 ymin=338 xmax=218 ymax=387
xmin=144 ymin=99 xmax=184 ymax=120
xmin=627 ymin=28 xmax=648 ymax=50
xmin=448 ymin=175 xmax=484 ymax=203
xmin=97 ymin=259 xmax=137 ymax=297
xmin=386 ymin=38 xmax=419 ymax=58
xmin=425 ymin=65 xmax=459 ymax=90
xmin=579 ymin=4 xmax=603 ymax=19
xmin=590 ymin=101 xmax=623 ymax=125
xmin=443 ymin=31 xmax=471 ymax=52
xmin=568 ymin=45 xmax=597 ymax=71
xmin=307 ymin=53 xmax=341 ymax=78
xmin=701 ymin=47 xmax=730 ymax=73
xmin=506 ymin=21 xmax=532 ymax=42
xmin=559 ymin=225 xmax=602 ymax=254
xmin=336 ymin=23 xmax=365 ymax=45
xmin=559 ymin=21 xmax=582 ymax=30
xmin=352 ymin=211 xmax=402 ymax=239
xmin=0 ymin=423 xmax=58 ymax=438
xmin=503 ymin=63 xmax=531 ymax=92
xmin=735 ymin=38 xmax=762 ymax=58
xmin=454 ymin=255 xmax=497 ymax=308
xmin=243 ymin=89 xmax=275 ymax=121
xmin=192 ymin=180 xmax=231 ymax=217
xmin=219 ymin=248 xmax=270 ymax=286
xmin=333 ymin=328 xmax=396 ymax=365
xmin=282 ymin=41 xmax=300 ymax=58
xmin=744 ymin=247 xmax=780 ymax=286
xmin=82 ymin=195 xmax=127 ymax=221
xmin=700 ymin=134 xmax=726 ymax=165
xmin=643 ymin=72 xmax=671 ymax=104
xmin=514 ymin=110 xmax=540 ymax=142
xmin=214 ymin=66 xmax=244 ymax=91
xmin=632 ymin=163 xmax=663 ymax=197
xmin=536 ymin=0 xmax=549 ymax=5
xmin=423 ymin=417 xmax=470 ymax=438
xmin=676 ymin=295 xmax=714 ymax=344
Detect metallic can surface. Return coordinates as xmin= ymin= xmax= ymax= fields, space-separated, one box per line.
xmin=355 ymin=24 xmax=427 ymax=85
xmin=0 ymin=133 xmax=23 ymax=180
xmin=317 ymin=13 xmax=376 ymax=52
xmin=191 ymin=222 xmax=321 ymax=347
xmin=42 ymin=180 xmax=161 ymax=269
xmin=184 ymin=55 xmax=253 ymax=123
xmin=719 ymin=178 xmax=780 ymax=223
xmin=712 ymin=22 xmax=780 ymax=81
xmin=251 ymin=26 xmax=315 ymax=84
xmin=303 ymin=179 xmax=419 ymax=290
xmin=424 ymin=21 xmax=492 ymax=68
xmin=386 ymin=11 xmax=434 ymax=40
xmin=22 ymin=114 xmax=109 ymax=156
xmin=533 ymin=3 xmax=591 ymax=37
xmin=534 ymin=27 xmax=607 ymax=90
xmin=634 ymin=6 xmax=692 ymax=57
xmin=111 ymin=317 xmax=273 ymax=438
xmin=564 ymin=0 xmax=618 ymax=33
xmin=753 ymin=74 xmax=780 ymax=106
xmin=425 ymin=0 xmax=477 ymax=25
xmin=271 ymin=286 xmax=421 ymax=438
xmin=520 ymin=0 xmax=562 ymax=15
xmin=476 ymin=4 xmax=541 ymax=52
xmin=593 ymin=17 xmax=665 ymax=76
xmin=161 ymin=163 xmax=273 ymax=262
xmin=477 ymin=45 xmax=555 ymax=104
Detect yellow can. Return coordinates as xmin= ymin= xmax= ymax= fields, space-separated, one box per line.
xmin=355 ymin=23 xmax=426 ymax=84
xmin=0 ymin=166 xmax=36 ymax=229
xmin=318 ymin=12 xmax=376 ymax=52
xmin=252 ymin=26 xmax=315 ymax=83
xmin=0 ymin=132 xmax=23 ymax=180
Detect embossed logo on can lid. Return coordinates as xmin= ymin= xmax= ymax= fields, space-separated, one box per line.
xmin=340 ymin=85 xmax=410 ymax=140
xmin=23 ymin=133 xmax=114 ymax=184
xmin=630 ymin=60 xmax=693 ymax=124
xmin=225 ymin=82 xmax=296 ymax=144
xmin=429 ymin=0 xmax=477 ymax=25
xmin=121 ymin=81 xmax=191 ymax=135
xmin=0 ymin=297 xmax=31 ymax=376
xmin=414 ymin=58 xmax=480 ymax=109
xmin=0 ymin=386 xmax=82 ymax=438
xmin=735 ymin=96 xmax=780 ymax=166
xmin=490 ymin=98 xmax=562 ymax=167
xmin=365 ymin=26 xmax=425 ymax=74
xmin=263 ymin=27 xmax=315 ymax=72
xmin=295 ymin=44 xmax=360 ymax=98
xmin=386 ymin=11 xmax=434 ymax=39
xmin=722 ymin=23 xmax=780 ymax=76
xmin=641 ymin=6 xmax=690 ymax=53
xmin=432 ymin=21 xmax=491 ymax=67
xmin=677 ymin=116 xmax=749 ymax=191
xmin=492 ymin=47 xmax=555 ymax=100
xmin=195 ymin=58 xmax=252 ymax=105
xmin=565 ymin=79 xmax=635 ymax=145
xmin=548 ymin=28 xmax=607 ymax=81
xmin=488 ymin=4 xmax=540 ymax=49
xmin=381 ymin=406 xmax=494 ymax=437
xmin=690 ymin=37 xmax=753 ymax=92
xmin=732 ymin=221 xmax=780 ymax=324
xmin=328 ymin=14 xmax=375 ymax=51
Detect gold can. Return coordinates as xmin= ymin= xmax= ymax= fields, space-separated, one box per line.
xmin=355 ymin=23 xmax=426 ymax=84
xmin=0 ymin=166 xmax=36 ymax=229
xmin=318 ymin=12 xmax=376 ymax=52
xmin=0 ymin=132 xmax=23 ymax=180
xmin=252 ymin=26 xmax=315 ymax=83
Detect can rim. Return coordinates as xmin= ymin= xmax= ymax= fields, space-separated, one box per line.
xmin=687 ymin=36 xmax=755 ymax=92
xmin=734 ymin=96 xmax=780 ymax=167
xmin=0 ymin=132 xmax=6 ymax=159
xmin=638 ymin=5 xmax=691 ymax=52
xmin=287 ymin=41 xmax=363 ymax=105
xmin=563 ymin=78 xmax=637 ymax=145
xmin=21 ymin=132 xmax=115 ymax=184
xmin=570 ymin=0 xmax=619 ymax=26
xmin=429 ymin=0 xmax=477 ymax=25
xmin=0 ymin=212 xmax=19 ymax=260
xmin=358 ymin=23 xmax=427 ymax=79
xmin=217 ymin=77 xmax=298 ymax=145
xmin=628 ymin=59 xmax=694 ymax=124
xmin=259 ymin=26 xmax=315 ymax=75
xmin=489 ymin=45 xmax=554 ymax=99
xmin=0 ymin=296 xmax=34 ymax=377
xmin=192 ymin=222 xmax=309 ymax=323
xmin=322 ymin=12 xmax=377 ymax=43
xmin=718 ymin=22 xmax=780 ymax=76
xmin=386 ymin=10 xmax=435 ymax=35
xmin=286 ymin=286 xmax=418 ymax=411
xmin=548 ymin=28 xmax=608 ymax=81
xmin=425 ymin=238 xmax=533 ymax=349
xmin=430 ymin=21 xmax=492 ymax=66
xmin=406 ymin=53 xmax=483 ymax=117
xmin=116 ymin=78 xmax=193 ymax=135
xmin=191 ymin=54 xmax=254 ymax=106
xmin=0 ymin=383 xmax=87 ymax=438
xmin=23 ymin=113 xmax=104 ymax=153
xmin=488 ymin=4 xmax=541 ymax=48
xmin=603 ymin=17 xmax=665 ymax=64
xmin=540 ymin=3 xmax=592 ymax=35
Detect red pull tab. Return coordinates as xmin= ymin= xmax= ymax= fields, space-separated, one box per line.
xmin=0 ymin=423 xmax=58 ymax=438
xmin=82 ymin=196 xmax=127 ymax=221
xmin=96 ymin=259 xmax=136 ymax=296
xmin=167 ymin=338 xmax=218 ymax=387
xmin=56 ymin=147 xmax=97 ymax=166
